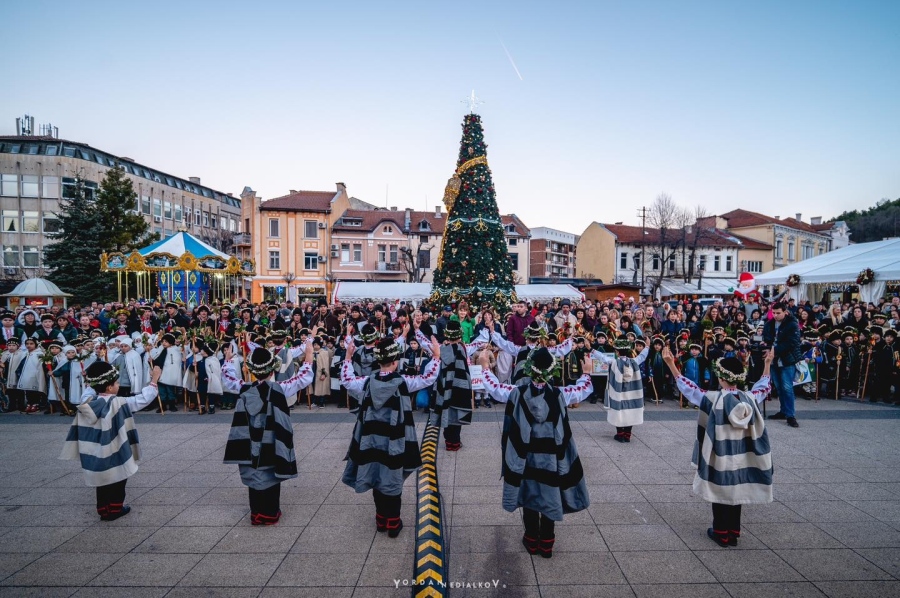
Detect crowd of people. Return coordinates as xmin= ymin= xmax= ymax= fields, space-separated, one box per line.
xmin=4 ymin=289 xmax=895 ymax=553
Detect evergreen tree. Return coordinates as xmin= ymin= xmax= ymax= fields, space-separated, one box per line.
xmin=45 ymin=176 xmax=114 ymax=304
xmin=431 ymin=113 xmax=515 ymax=312
xmin=95 ymin=165 xmax=155 ymax=252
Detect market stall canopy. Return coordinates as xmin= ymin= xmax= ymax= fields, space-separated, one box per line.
xmin=2 ymin=277 xmax=72 ymax=308
xmin=658 ymin=277 xmax=734 ymax=298
xmin=332 ymin=282 xmax=584 ymax=304
xmin=754 ymin=239 xmax=900 ymax=285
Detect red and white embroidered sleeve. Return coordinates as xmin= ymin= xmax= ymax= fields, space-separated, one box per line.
xmin=482 ymin=370 xmax=514 ymax=403
xmin=340 ymin=360 xmax=366 ymax=393
xmin=403 ymin=358 xmax=440 ymax=393
xmin=561 ymin=374 xmax=593 ymax=406
xmin=675 ymin=375 xmax=704 ymax=407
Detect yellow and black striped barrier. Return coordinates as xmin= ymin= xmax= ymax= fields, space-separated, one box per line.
xmin=412 ymin=416 xmax=447 ymax=597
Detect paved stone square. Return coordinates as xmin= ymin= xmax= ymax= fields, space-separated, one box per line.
xmin=1 ymin=397 xmax=899 ymax=597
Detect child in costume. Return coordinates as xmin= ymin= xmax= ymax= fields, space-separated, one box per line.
xmin=340 ymin=335 xmax=441 ymax=537
xmin=60 ymin=361 xmax=162 ymax=521
xmin=592 ymin=338 xmax=649 ymax=443
xmin=662 ymin=346 xmax=774 ymax=547
xmin=221 ymin=343 xmax=314 ymax=525
xmin=150 ymin=333 xmax=182 ymax=412
xmin=480 ymin=347 xmax=594 ymax=558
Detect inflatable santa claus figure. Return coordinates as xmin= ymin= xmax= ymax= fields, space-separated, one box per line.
xmin=734 ymin=272 xmax=761 ymax=303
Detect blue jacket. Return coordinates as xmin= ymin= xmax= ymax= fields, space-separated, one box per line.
xmin=763 ymin=313 xmax=803 ymax=367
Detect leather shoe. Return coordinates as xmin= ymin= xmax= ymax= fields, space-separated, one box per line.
xmin=787 ymin=417 xmax=799 ymax=428
xmin=768 ymin=412 xmax=787 ymax=420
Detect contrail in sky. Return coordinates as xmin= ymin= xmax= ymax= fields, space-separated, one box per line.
xmin=498 ymin=37 xmax=524 ymax=81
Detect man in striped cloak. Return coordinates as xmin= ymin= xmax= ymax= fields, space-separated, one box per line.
xmin=489 ymin=322 xmax=573 ymax=385
xmin=222 ymin=343 xmax=314 ymax=526
xmin=435 ymin=320 xmax=475 ymax=451
xmin=60 ymin=361 xmax=163 ymax=521
xmin=662 ymin=346 xmax=774 ymax=547
xmin=592 ymin=338 xmax=649 ymax=443
xmin=480 ymin=348 xmax=594 ymax=558
xmin=340 ymin=335 xmax=441 ymax=538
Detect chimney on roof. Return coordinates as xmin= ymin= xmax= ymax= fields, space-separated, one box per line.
xmin=434 ymin=205 xmax=442 ymax=218
xmin=289 ymin=190 xmax=298 ymax=194
xmin=774 ymin=215 xmax=780 ymax=220
xmin=404 ymin=208 xmax=411 ymax=230
xmin=795 ymin=213 xmax=802 ymax=222
xmin=614 ymin=222 xmax=623 ymax=225
xmin=226 ymin=193 xmax=233 ymax=197
xmin=189 ymin=177 xmax=201 ymax=185
xmin=336 ymin=182 xmax=346 ymax=192
xmin=390 ymin=206 xmax=397 ymax=211
xmin=811 ymin=216 xmax=822 ymax=225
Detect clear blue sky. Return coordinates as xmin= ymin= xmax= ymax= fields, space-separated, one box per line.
xmin=4 ymin=0 xmax=898 ymax=234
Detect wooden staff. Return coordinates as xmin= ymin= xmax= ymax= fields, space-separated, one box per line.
xmin=835 ymin=348 xmax=842 ymax=400
xmin=814 ymin=349 xmax=820 ymax=402
xmin=47 ymin=364 xmax=72 ymax=416
xmin=859 ymin=342 xmax=874 ymax=401
xmin=649 ymin=375 xmax=660 ymax=405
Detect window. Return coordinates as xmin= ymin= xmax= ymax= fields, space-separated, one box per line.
xmin=726 ymin=256 xmax=733 ymax=271
xmin=164 ymin=201 xmax=172 ymax=219
xmin=747 ymin=261 xmax=763 ymax=273
xmin=420 ymin=235 xmax=429 ymax=245
xmin=509 ymin=253 xmax=519 ymax=269
xmin=787 ymin=241 xmax=795 ymax=261
xmin=633 ymin=254 xmax=641 ymax=270
xmin=304 ymin=252 xmax=318 ymax=270
xmin=22 ymin=246 xmax=39 ymax=268
xmin=341 ymin=244 xmax=350 ymax=262
xmin=418 ymin=250 xmax=431 ymax=269
xmin=775 ymin=239 xmax=783 ymax=259
xmin=22 ymin=211 xmax=39 ymax=233
xmin=668 ymin=254 xmax=676 ymax=273
xmin=2 ymin=210 xmax=18 ymax=232
xmin=389 ymin=245 xmax=398 ymax=263
xmin=269 ymin=218 xmax=279 ymax=237
xmin=509 ymin=238 xmax=518 ymax=246
xmin=43 ymin=216 xmax=60 ymax=234
xmin=84 ymin=181 xmax=98 ymax=201
xmin=353 ymin=243 xmax=362 ymax=262
xmin=0 ymin=174 xmax=17 ymax=196
xmin=802 ymin=244 xmax=813 ymax=260
xmin=20 ymin=175 xmax=38 ymax=197
xmin=384 ymin=225 xmax=394 ymax=235
xmin=304 ymin=220 xmax=318 ymax=239
xmin=620 ymin=252 xmax=628 ymax=270
xmin=152 ymin=199 xmax=161 ymax=217
xmin=2 ymin=245 xmax=19 ymax=267
xmin=378 ymin=244 xmax=387 ymax=262
xmin=244 ymin=218 xmax=250 ymax=233
xmin=419 ymin=221 xmax=430 ymax=231
xmin=268 ymin=250 xmax=280 ymax=269
xmin=818 ymin=244 xmax=825 ymax=255
xmin=698 ymin=255 xmax=707 ymax=271
xmin=229 ymin=219 xmax=235 ymax=232
xmin=652 ymin=254 xmax=660 ymax=271
xmin=141 ymin=196 xmax=151 ymax=214
xmin=203 ymin=212 xmax=209 ymax=227
xmin=41 ymin=176 xmax=59 ymax=198
xmin=713 ymin=255 xmax=720 ymax=271
xmin=210 ymin=214 xmax=216 ymax=229
xmin=45 ymin=145 xmax=58 ymax=156
xmin=194 ymin=209 xmax=201 ymax=226
xmin=174 ymin=204 xmax=182 ymax=222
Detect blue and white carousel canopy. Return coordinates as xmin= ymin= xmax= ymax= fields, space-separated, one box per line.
xmin=138 ymin=231 xmax=229 ymax=260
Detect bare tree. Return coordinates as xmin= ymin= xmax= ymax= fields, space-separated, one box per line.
xmin=684 ymin=206 xmax=715 ymax=284
xmin=399 ymin=242 xmax=434 ymax=282
xmin=643 ymin=193 xmax=690 ymax=296
xmin=198 ymin=226 xmax=236 ymax=255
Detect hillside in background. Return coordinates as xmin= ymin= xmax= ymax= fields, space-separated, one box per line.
xmin=831 ymin=197 xmax=900 ymax=243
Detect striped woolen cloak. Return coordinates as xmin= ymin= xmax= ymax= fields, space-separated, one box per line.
xmin=502 ymin=383 xmax=589 ymax=521
xmin=342 ymin=372 xmax=421 ymax=496
xmin=59 ymin=395 xmax=141 ymax=487
xmin=223 ymin=380 xmax=298 ymax=482
xmin=437 ymin=343 xmax=472 ymax=427
xmin=605 ymin=357 xmax=644 ymax=427
xmin=692 ymin=390 xmax=773 ymax=505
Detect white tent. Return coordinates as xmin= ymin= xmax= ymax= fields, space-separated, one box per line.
xmin=2 ymin=277 xmax=72 ymax=308
xmin=331 ymin=282 xmax=584 ymax=304
xmin=754 ymin=238 xmax=900 ymax=304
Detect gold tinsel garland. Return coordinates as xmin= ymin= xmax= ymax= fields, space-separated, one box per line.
xmin=438 ymin=155 xmax=490 ymax=268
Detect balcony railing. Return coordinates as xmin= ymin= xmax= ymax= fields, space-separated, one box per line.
xmin=233 ymin=233 xmax=251 ymax=246
xmin=376 ymin=261 xmax=401 ymax=272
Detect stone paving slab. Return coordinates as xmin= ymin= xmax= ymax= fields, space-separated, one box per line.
xmin=0 ymin=397 xmax=899 ymax=596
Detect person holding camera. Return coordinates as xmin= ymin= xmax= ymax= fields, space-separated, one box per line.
xmin=763 ymin=302 xmax=802 ymax=428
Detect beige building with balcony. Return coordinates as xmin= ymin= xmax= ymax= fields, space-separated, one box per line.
xmin=0 ymin=118 xmax=241 ymax=282
xmin=238 ymin=185 xmax=350 ymax=303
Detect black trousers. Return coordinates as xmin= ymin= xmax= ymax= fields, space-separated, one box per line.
xmin=248 ymin=484 xmax=281 ymax=516
xmin=616 ymin=426 xmax=633 ymax=434
xmin=711 ymin=503 xmax=742 ymax=532
xmin=9 ymin=389 xmax=25 ymax=412
xmin=373 ymin=489 xmax=401 ymax=518
xmin=523 ymin=508 xmax=555 ymax=539
xmin=444 ymin=424 xmax=461 ymax=444
xmin=96 ymin=479 xmax=127 ymax=511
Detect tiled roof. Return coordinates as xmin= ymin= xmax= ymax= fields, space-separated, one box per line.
xmin=601 ymin=223 xmax=772 ymax=249
xmin=260 ymin=190 xmax=336 ymax=213
xmin=332 ymin=209 xmax=446 ymax=233
xmin=812 ymin=222 xmax=834 ymax=232
xmin=718 ymin=209 xmax=822 ymax=234
xmin=502 ymin=214 xmax=530 ymax=236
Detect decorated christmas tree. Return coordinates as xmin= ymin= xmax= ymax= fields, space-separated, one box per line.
xmin=430 ymin=111 xmax=516 ymax=312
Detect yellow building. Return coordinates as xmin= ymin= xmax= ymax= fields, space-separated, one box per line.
xmin=238 ymin=184 xmax=350 ymax=303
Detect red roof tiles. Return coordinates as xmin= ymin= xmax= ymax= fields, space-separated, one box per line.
xmin=601 ymin=223 xmax=772 ymax=249
xmin=718 ymin=209 xmax=822 ymax=234
xmin=260 ymin=190 xmax=336 ymax=213
xmin=332 ymin=209 xmax=446 ymax=234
